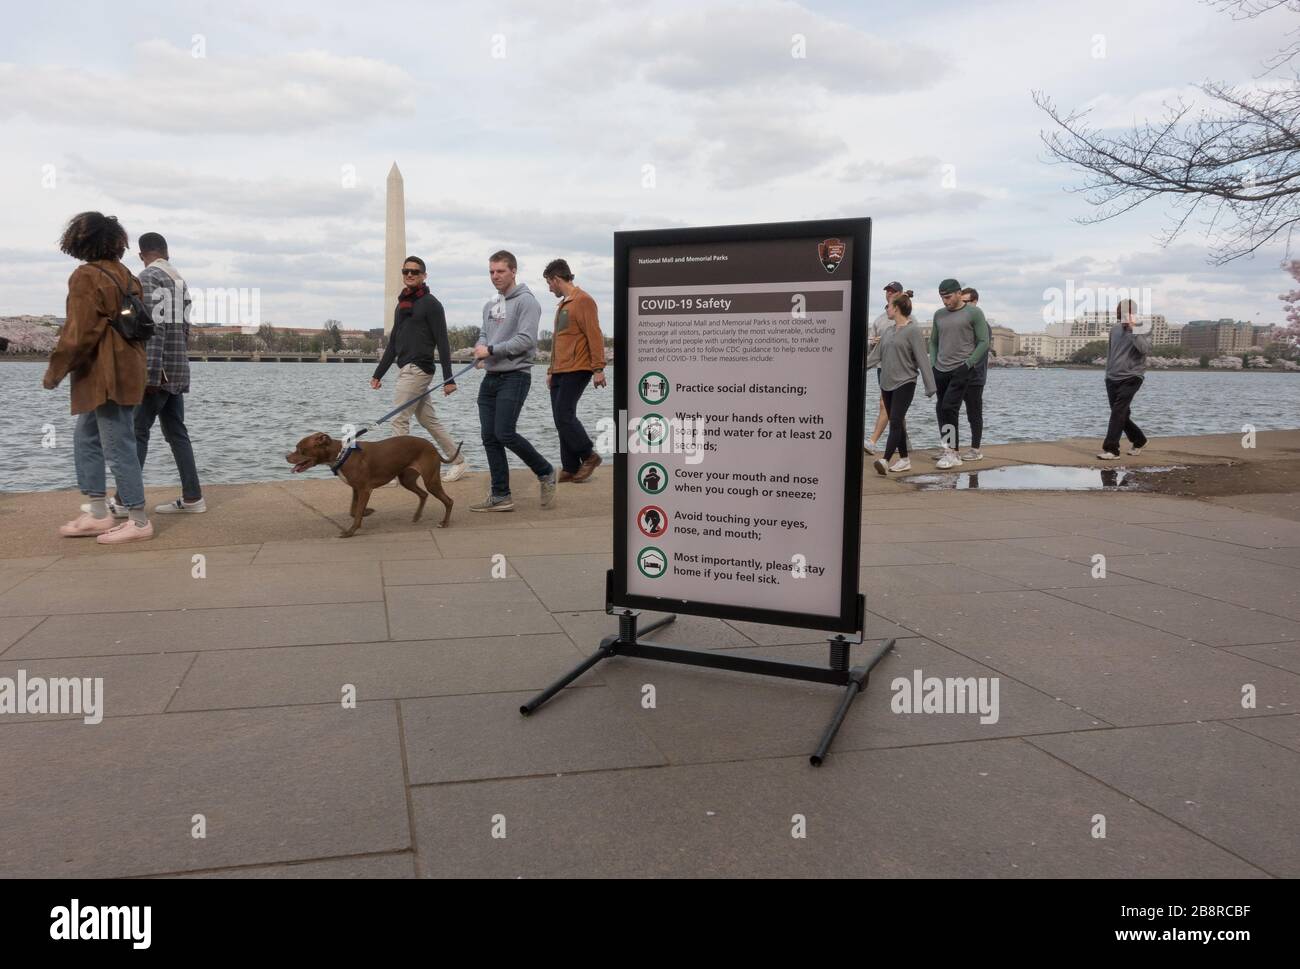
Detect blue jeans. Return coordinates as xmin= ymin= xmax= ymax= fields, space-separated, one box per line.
xmin=74 ymin=402 xmax=145 ymax=509
xmin=135 ymin=390 xmax=202 ymax=501
xmin=549 ymin=370 xmax=594 ymax=473
xmin=478 ymin=370 xmax=553 ymax=497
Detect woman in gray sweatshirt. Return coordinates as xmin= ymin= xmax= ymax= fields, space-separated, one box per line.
xmin=866 ymin=291 xmax=937 ymax=474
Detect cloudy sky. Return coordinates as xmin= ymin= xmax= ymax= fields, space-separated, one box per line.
xmin=0 ymin=0 xmax=1292 ymax=333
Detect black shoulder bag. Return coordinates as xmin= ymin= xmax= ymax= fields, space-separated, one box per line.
xmin=89 ymin=264 xmax=156 ymax=344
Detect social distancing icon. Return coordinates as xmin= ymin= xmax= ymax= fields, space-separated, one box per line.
xmin=638 ymin=372 xmax=670 ymax=405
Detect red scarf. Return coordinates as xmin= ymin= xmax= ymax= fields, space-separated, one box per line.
xmin=398 ymin=282 xmax=429 ymax=318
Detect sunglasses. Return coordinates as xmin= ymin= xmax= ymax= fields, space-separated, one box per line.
xmin=401 ymin=269 xmax=423 ymax=276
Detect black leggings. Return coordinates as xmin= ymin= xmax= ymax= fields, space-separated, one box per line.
xmin=881 ymin=381 xmax=917 ymax=460
xmin=964 ymin=381 xmax=984 ymax=449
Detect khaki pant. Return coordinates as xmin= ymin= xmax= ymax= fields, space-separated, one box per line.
xmin=391 ymin=363 xmax=464 ymax=463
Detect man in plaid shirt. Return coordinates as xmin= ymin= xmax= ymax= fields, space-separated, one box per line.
xmin=129 ymin=232 xmax=205 ymax=515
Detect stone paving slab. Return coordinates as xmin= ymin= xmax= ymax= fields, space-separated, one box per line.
xmin=410 ymin=739 xmax=1263 ymax=878
xmin=0 ymin=572 xmax=36 ymax=596
xmin=0 ymin=703 xmax=410 ymax=878
xmin=508 ymin=553 xmax=609 ymax=612
xmin=551 ymin=610 xmax=754 ymax=651
xmin=0 ymin=561 xmax=384 ymax=617
xmin=873 ymin=590 xmax=1300 ymax=725
xmin=381 ymin=557 xmax=503 ymax=585
xmin=1226 ymin=642 xmax=1300 ymax=676
xmin=1143 ymin=517 xmax=1300 ymax=548
xmin=727 ymin=611 xmax=911 ymax=646
xmin=169 ymin=853 xmax=417 ymax=879
xmin=1029 ymin=722 xmax=1300 ymax=877
xmin=402 ymin=688 xmax=666 ymax=784
xmin=252 ymin=537 xmax=443 ymax=564
xmin=168 ymin=634 xmax=589 ymax=711
xmin=859 ymin=563 xmax=1027 ymax=597
xmin=4 ymin=602 xmax=390 ymax=659
xmin=1106 ymin=551 xmax=1300 ymax=620
xmin=431 ymin=525 xmax=610 ymax=557
xmin=894 ymin=541 xmax=1151 ymax=590
xmin=0 ymin=652 xmax=194 ymax=721
xmin=1052 ymin=585 xmax=1300 ymax=647
xmin=385 ymin=579 xmax=561 ymax=640
xmin=1233 ymin=546 xmax=1300 ymax=569
xmin=42 ymin=545 xmax=262 ymax=572
xmin=0 ymin=616 xmax=45 ymax=655
xmin=1228 ymin=714 xmax=1300 ymax=754
xmin=581 ymin=638 xmax=1101 ymax=765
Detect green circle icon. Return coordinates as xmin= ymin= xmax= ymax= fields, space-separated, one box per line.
xmin=637 ymin=413 xmax=667 ymax=446
xmin=636 ymin=546 xmax=667 ymax=579
xmin=638 ymin=462 xmax=668 ymax=495
xmin=638 ymin=372 xmax=670 ymax=405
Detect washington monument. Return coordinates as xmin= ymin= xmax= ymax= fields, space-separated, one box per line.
xmin=383 ymin=162 xmax=406 ymax=334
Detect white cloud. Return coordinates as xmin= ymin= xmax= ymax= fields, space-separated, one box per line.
xmin=0 ymin=40 xmax=414 ymax=133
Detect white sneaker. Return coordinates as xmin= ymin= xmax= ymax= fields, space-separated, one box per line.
xmin=935 ymin=451 xmax=963 ymax=470
xmin=1097 ymin=451 xmax=1120 ymax=461
xmin=1127 ymin=446 xmax=1144 ymax=456
xmin=888 ymin=458 xmax=912 ymax=473
xmin=81 ymin=497 xmax=129 ymax=519
xmin=873 ymin=457 xmax=888 ymax=476
xmin=930 ymin=450 xmax=946 ymax=462
xmin=441 ymin=461 xmax=468 ymax=482
xmin=960 ymin=449 xmax=983 ymax=462
xmin=155 ymin=497 xmax=206 ymax=514
xmin=863 ymin=440 xmax=877 ymax=455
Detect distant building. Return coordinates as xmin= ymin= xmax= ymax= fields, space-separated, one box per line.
xmin=1181 ymin=319 xmax=1255 ymax=352
xmin=989 ymin=325 xmax=1017 ymax=357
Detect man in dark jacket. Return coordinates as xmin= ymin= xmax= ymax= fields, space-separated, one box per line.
xmin=371 ymin=256 xmax=467 ymax=481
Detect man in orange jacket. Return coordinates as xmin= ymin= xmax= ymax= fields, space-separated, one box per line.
xmin=544 ymin=259 xmax=607 ymax=482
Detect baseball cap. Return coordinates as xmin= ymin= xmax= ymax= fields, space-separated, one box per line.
xmin=883 ymin=281 xmax=903 ymax=293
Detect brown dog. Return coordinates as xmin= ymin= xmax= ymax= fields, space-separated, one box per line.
xmin=286 ymin=432 xmax=461 ymax=537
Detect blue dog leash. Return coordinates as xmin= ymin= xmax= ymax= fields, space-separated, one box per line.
xmin=354 ymin=361 xmax=479 ymax=440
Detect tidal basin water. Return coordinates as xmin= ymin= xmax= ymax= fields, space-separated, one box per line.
xmin=2 ymin=363 xmax=1298 ymax=493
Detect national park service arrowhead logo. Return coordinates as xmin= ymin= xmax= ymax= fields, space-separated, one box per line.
xmin=817 ymin=238 xmax=845 ymax=274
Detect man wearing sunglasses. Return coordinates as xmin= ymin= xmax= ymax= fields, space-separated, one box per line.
xmin=371 ymin=255 xmax=467 ymax=481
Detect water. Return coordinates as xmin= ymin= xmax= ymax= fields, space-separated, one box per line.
xmin=2 ymin=363 xmax=612 ymax=493
xmin=3 ymin=364 xmax=1298 ymax=493
xmin=909 ymin=464 xmax=1183 ymax=491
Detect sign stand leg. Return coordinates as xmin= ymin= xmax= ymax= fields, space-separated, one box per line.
xmin=521 ymin=586 xmax=894 ymax=766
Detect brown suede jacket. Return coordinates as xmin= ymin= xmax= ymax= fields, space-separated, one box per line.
xmin=44 ymin=260 xmax=147 ymax=414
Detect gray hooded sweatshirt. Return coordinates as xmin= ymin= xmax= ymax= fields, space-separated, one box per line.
xmin=1105 ymin=322 xmax=1151 ymax=380
xmin=477 ymin=283 xmax=540 ymax=373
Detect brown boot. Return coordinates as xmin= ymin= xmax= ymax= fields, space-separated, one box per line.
xmin=557 ymin=469 xmax=575 ymax=483
xmin=572 ymin=452 xmax=602 ymax=483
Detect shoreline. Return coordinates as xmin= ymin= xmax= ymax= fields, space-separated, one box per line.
xmin=3 ymin=430 xmax=1298 ymax=559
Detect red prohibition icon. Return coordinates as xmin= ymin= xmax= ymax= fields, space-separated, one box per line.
xmin=637 ymin=505 xmax=668 ymax=538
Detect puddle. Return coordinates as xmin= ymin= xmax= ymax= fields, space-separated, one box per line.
xmin=908 ymin=464 xmax=1184 ymax=491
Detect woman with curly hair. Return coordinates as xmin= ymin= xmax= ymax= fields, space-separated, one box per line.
xmin=43 ymin=212 xmax=153 ymax=544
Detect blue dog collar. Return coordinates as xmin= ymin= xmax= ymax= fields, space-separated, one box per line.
xmin=330 ymin=440 xmax=361 ymax=476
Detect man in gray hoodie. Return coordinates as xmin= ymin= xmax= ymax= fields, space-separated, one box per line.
xmin=1098 ymin=298 xmax=1151 ymax=460
xmin=470 ymin=250 xmax=557 ymax=511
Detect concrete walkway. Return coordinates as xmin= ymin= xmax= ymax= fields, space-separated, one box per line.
xmin=1 ymin=432 xmax=1298 ymax=877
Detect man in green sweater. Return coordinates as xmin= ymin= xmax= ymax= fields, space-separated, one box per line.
xmin=929 ymin=277 xmax=990 ymax=469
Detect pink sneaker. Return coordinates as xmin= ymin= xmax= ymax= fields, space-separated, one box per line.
xmin=59 ymin=513 xmax=116 ymax=537
xmin=95 ymin=520 xmax=155 ymax=545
